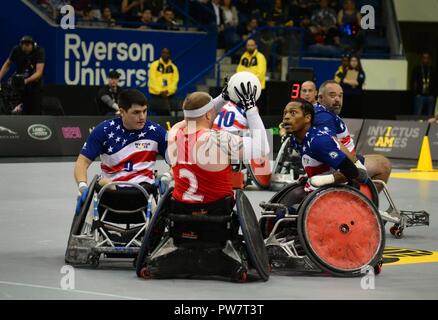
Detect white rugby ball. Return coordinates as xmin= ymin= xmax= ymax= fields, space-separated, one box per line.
xmin=227 ymin=71 xmax=261 ymax=104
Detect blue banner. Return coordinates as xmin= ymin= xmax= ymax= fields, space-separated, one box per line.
xmin=0 ymin=1 xmax=216 ymax=97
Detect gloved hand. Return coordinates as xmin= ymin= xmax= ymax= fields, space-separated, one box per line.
xmin=220 ymin=76 xmax=230 ymax=101
xmin=233 ymin=81 xmax=257 ymax=111
xmin=75 ymin=187 xmax=89 ymax=215
xmin=354 ymin=160 xmax=368 ymax=183
xmin=309 ymin=174 xmax=335 ymax=188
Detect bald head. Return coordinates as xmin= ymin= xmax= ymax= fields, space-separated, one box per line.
xmin=318 ymin=80 xmax=343 ymax=115
xmin=300 ymin=81 xmax=317 ymax=105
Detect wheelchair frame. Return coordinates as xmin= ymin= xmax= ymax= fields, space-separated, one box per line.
xmin=65 ymin=179 xmax=155 ymax=267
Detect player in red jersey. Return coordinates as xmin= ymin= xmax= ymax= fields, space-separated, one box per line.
xmin=168 ymin=82 xmax=270 ymax=204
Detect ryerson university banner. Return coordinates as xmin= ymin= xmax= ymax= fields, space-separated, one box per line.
xmin=56 ymin=30 xmax=216 ymax=95
xmin=357 ymin=120 xmax=428 ymax=159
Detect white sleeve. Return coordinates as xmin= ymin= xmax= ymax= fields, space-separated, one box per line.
xmin=211 ymin=95 xmax=227 ymax=113
xmin=241 ymin=108 xmax=270 ymax=161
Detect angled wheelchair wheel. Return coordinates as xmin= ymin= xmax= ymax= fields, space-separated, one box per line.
xmin=297 ymin=185 xmax=385 ymax=277
xmin=70 ymin=175 xmax=99 ymax=236
xmin=246 ymin=157 xmax=272 ymax=190
xmin=136 ymin=187 xmax=173 ymax=278
xmin=236 ymin=190 xmax=270 ymax=281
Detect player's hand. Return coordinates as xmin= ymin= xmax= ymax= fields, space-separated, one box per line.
xmin=309 ymin=174 xmax=335 ymax=188
xmin=75 ymin=184 xmax=89 ymax=215
xmin=220 ymin=76 xmax=230 ymax=101
xmin=354 ymin=160 xmax=368 ymax=183
xmin=234 ymin=81 xmax=257 ymax=111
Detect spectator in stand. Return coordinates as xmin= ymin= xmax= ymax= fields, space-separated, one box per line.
xmin=78 ymin=5 xmax=98 ymax=26
xmin=222 ymin=0 xmax=240 ymax=49
xmin=99 ymin=7 xmax=116 ymax=28
xmin=155 ymin=7 xmax=179 ymax=30
xmin=334 ymin=53 xmax=350 ymax=83
xmin=339 ymin=54 xmax=365 ymax=117
xmin=269 ymin=0 xmax=289 ymax=25
xmin=235 ymin=0 xmax=257 ymax=26
xmin=148 ymin=48 xmax=180 ymax=115
xmin=412 ymin=52 xmax=437 ymax=116
xmin=144 ymin=0 xmax=163 ymax=17
xmin=138 ymin=8 xmax=155 ymax=29
xmin=208 ymin=0 xmax=225 ymax=47
xmin=337 ymin=0 xmax=364 ymax=52
xmin=121 ymin=0 xmax=145 ymax=25
xmin=307 ymin=0 xmax=341 ymax=57
xmin=239 ymin=17 xmax=258 ymax=41
xmin=259 ymin=15 xmax=282 ymax=78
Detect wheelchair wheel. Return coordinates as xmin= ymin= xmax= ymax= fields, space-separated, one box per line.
xmin=246 ymin=157 xmax=272 ymax=190
xmin=136 ymin=187 xmax=173 ymax=278
xmin=360 ymin=179 xmax=379 ymax=208
xmin=297 ymin=185 xmax=385 ymax=277
xmin=70 ymin=175 xmax=99 ymax=236
xmin=236 ymin=190 xmax=270 ymax=281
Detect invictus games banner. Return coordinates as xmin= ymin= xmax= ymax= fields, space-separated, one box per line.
xmin=428 ymin=124 xmax=438 ymax=161
xmin=356 ymin=120 xmax=428 ymax=159
xmin=343 ymin=118 xmax=364 ymax=144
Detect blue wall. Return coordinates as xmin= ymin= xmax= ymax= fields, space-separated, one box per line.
xmin=300 ymin=58 xmax=341 ymax=87
xmin=0 ymin=1 xmax=216 ymax=97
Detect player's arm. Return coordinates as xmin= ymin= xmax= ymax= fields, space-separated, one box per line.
xmin=309 ymin=136 xmax=367 ymax=187
xmin=74 ymin=155 xmax=93 ymax=192
xmin=24 ymin=63 xmax=44 ymax=85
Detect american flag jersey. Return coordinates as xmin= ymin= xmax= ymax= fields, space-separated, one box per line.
xmin=213 ymin=102 xmax=248 ymax=132
xmin=81 ymin=117 xmax=167 ymax=184
xmin=291 ymin=127 xmax=347 ymax=192
xmin=313 ymin=102 xmax=356 ymax=154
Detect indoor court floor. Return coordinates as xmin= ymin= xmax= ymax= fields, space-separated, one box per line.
xmin=1 ymin=159 xmax=437 ymax=300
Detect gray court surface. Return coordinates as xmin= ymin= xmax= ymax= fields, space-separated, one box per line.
xmin=0 ymin=160 xmax=437 ymax=300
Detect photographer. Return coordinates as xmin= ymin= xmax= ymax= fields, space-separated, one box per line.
xmin=0 ymin=36 xmax=45 ymax=115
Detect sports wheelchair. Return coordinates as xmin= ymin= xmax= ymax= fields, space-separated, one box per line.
xmin=270 ymin=136 xmax=304 ymax=191
xmin=231 ymin=157 xmax=272 ymax=190
xmin=259 ymin=180 xmax=385 ymax=277
xmin=135 ymin=188 xmax=270 ymax=282
xmin=65 ymin=175 xmax=168 ymax=268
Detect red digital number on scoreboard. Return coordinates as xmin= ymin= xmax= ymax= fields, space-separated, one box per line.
xmin=290 ymin=83 xmax=301 ymax=99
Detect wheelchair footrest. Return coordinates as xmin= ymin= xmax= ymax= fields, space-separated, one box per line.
xmin=401 ymin=210 xmax=430 ymax=227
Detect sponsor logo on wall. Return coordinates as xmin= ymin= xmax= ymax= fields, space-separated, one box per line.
xmin=28 ymin=124 xmax=52 ymax=140
xmin=62 ymin=127 xmax=82 ymax=139
xmin=0 ymin=126 xmax=20 ymax=139
xmin=357 ymin=121 xmax=427 ymax=159
xmin=366 ymin=125 xmax=420 ymax=152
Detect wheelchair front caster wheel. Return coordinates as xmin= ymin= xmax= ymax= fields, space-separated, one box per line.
xmin=140 ymin=267 xmax=152 ymax=279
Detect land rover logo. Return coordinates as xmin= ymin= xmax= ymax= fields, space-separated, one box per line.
xmin=28 ymin=124 xmax=52 ymax=140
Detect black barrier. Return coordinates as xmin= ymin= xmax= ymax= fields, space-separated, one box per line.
xmin=356 ymin=120 xmax=428 ymax=159
xmin=0 ymin=116 xmax=185 ymax=157
xmin=0 ymin=116 xmax=62 ymax=156
xmin=428 ymin=124 xmax=438 ymax=161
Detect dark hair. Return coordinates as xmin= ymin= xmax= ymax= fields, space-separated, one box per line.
xmin=118 ymin=89 xmax=148 ymax=111
xmin=108 ymin=70 xmax=121 ymax=79
xmin=20 ymin=35 xmax=34 ymax=46
xmin=348 ymin=54 xmax=363 ymax=72
xmin=291 ymin=98 xmax=315 ymax=126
